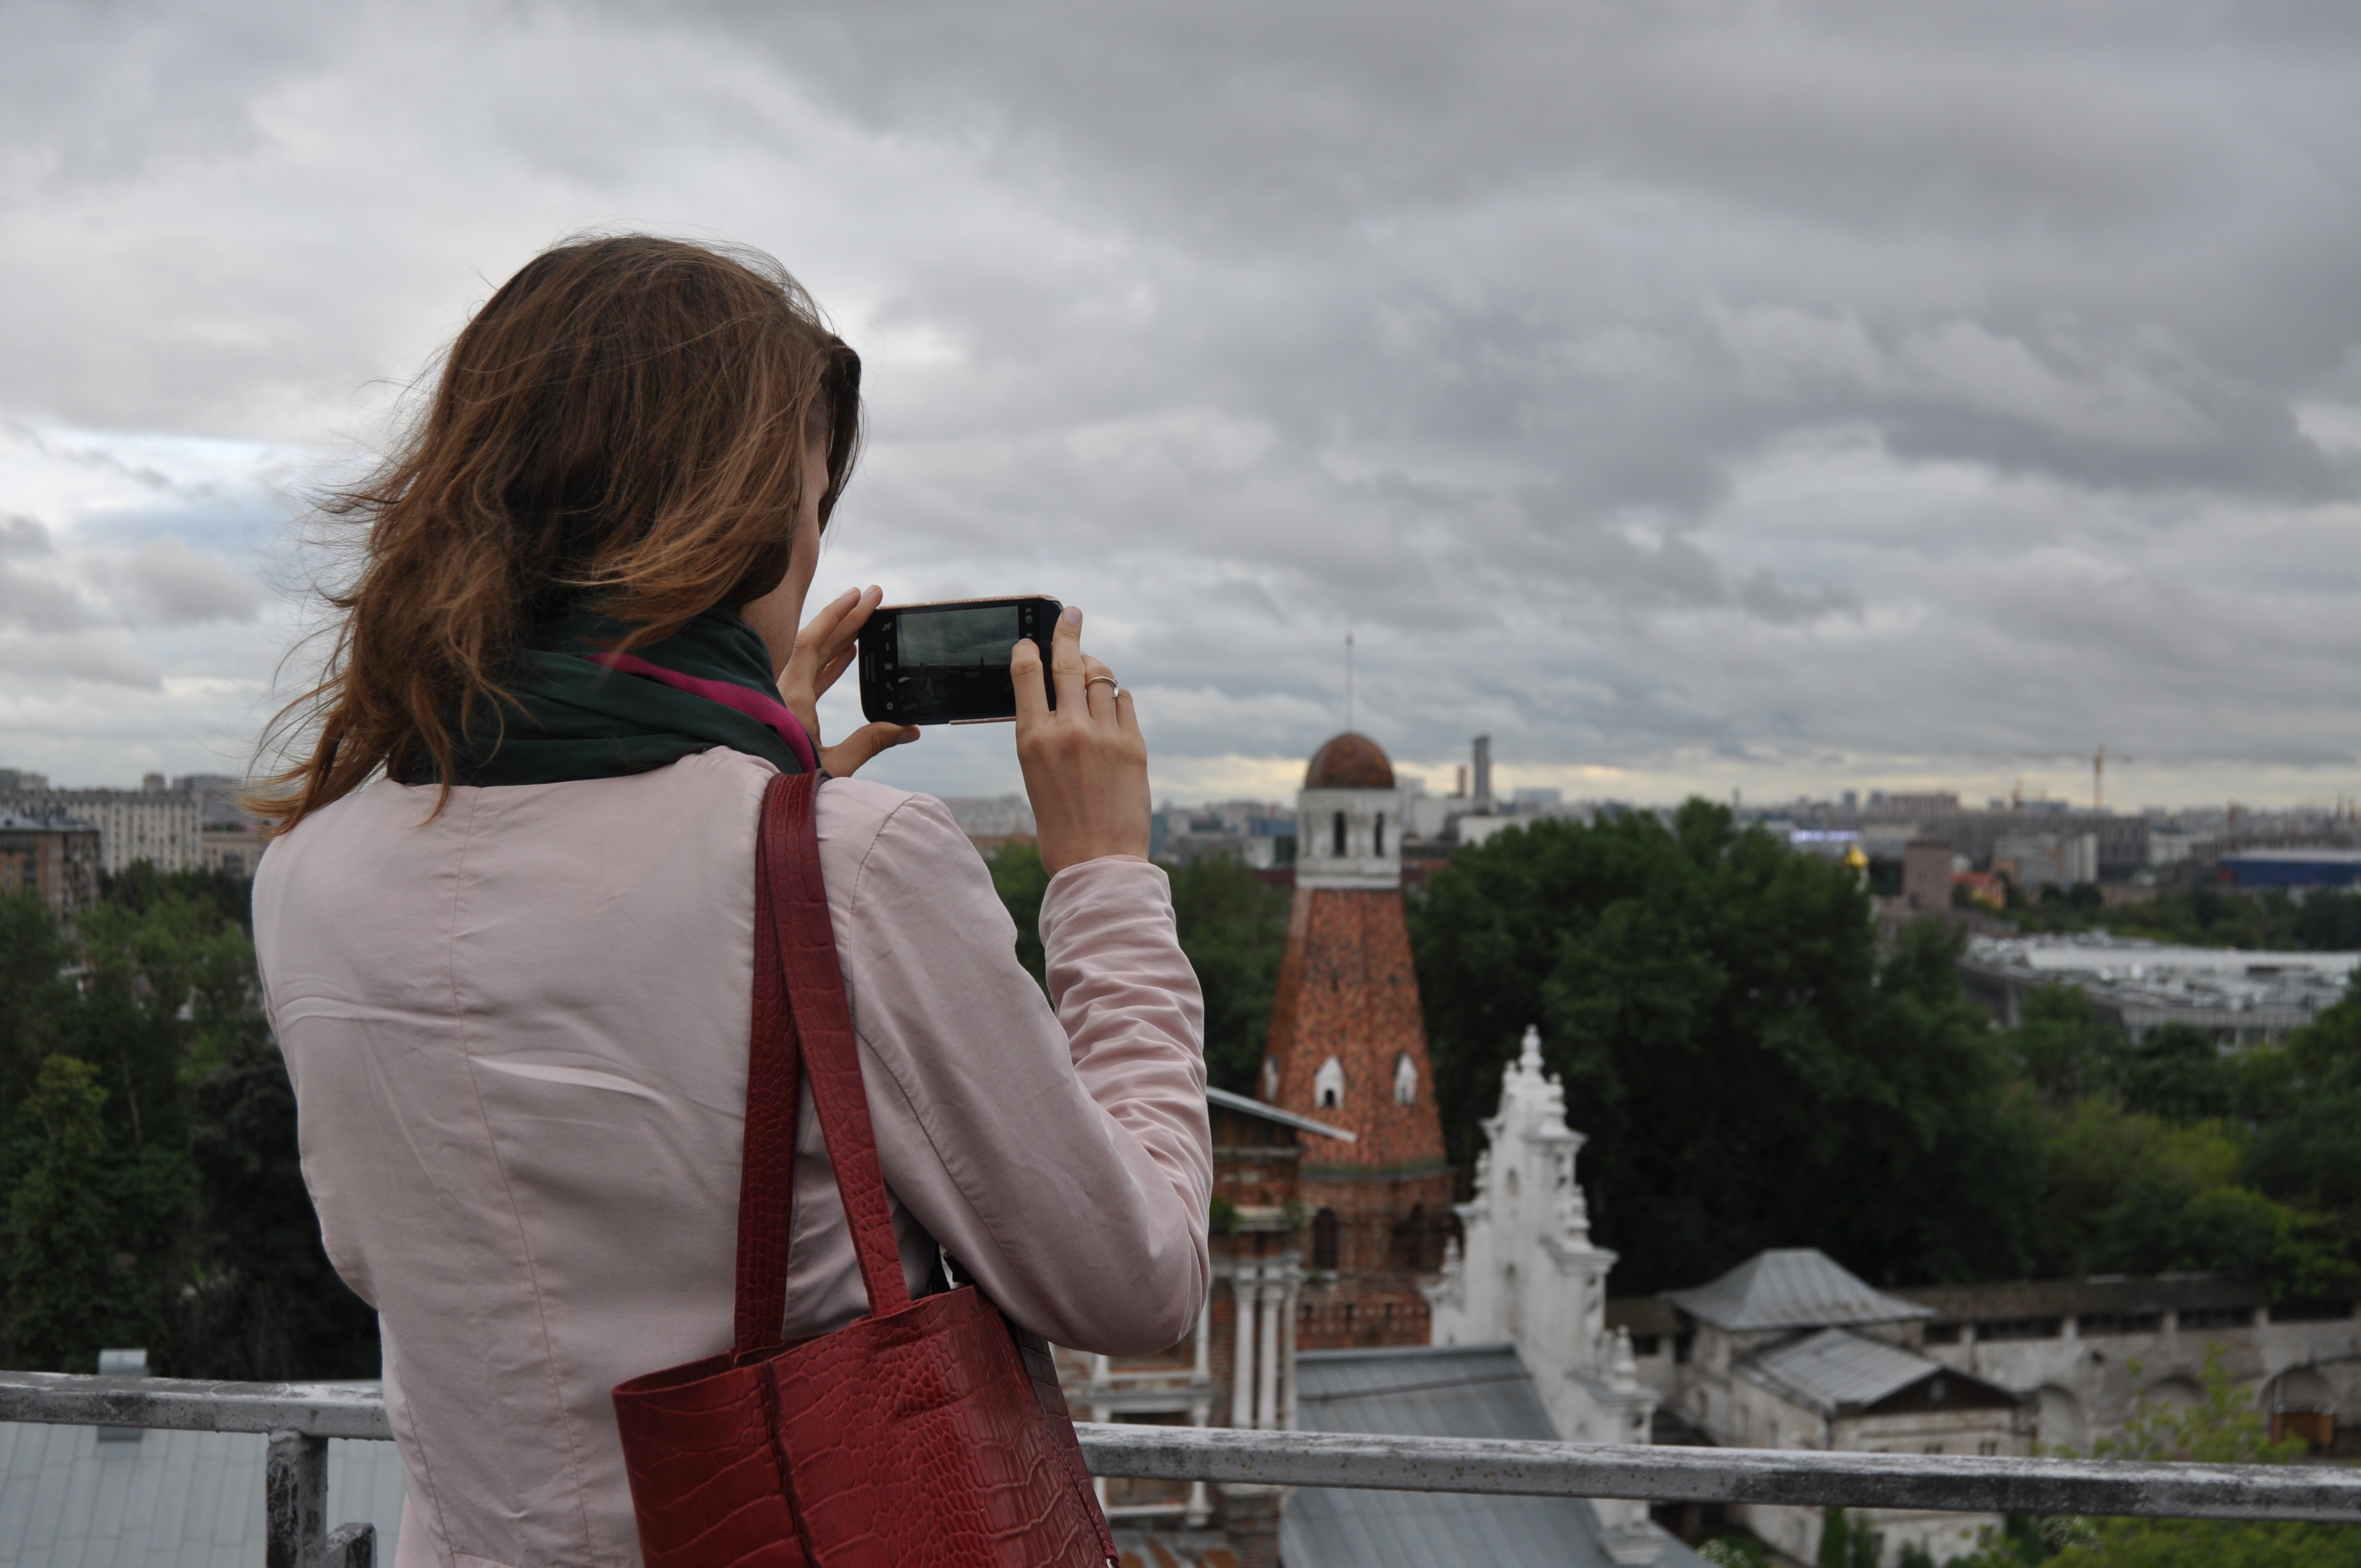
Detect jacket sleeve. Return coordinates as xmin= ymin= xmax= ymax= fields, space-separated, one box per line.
xmin=835 ymin=791 xmax=1211 ymax=1355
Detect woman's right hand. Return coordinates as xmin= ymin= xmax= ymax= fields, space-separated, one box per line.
xmin=1013 ymin=606 xmax=1151 ymax=876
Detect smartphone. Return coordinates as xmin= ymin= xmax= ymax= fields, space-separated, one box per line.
xmin=858 ymin=596 xmax=1062 ymax=725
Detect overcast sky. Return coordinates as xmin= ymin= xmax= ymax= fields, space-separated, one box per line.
xmin=6 ymin=1 xmax=2361 ymax=809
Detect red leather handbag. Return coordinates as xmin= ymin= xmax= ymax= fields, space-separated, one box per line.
xmin=613 ymin=769 xmax=1116 ymax=1568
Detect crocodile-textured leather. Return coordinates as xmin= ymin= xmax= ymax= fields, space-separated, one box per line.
xmin=616 ymin=770 xmax=1117 ymax=1568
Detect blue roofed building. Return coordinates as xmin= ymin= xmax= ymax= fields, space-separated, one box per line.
xmin=1283 ymin=1343 xmax=1707 ymax=1568
xmin=0 ymin=1404 xmax=406 ymax=1568
xmin=2220 ymin=848 xmax=2361 ymax=889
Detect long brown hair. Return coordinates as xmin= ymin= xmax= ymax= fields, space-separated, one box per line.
xmin=253 ymin=235 xmax=861 ymax=831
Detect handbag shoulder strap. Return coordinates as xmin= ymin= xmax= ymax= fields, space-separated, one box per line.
xmin=750 ymin=770 xmax=913 ymax=1329
xmin=732 ymin=772 xmax=806 ymax=1353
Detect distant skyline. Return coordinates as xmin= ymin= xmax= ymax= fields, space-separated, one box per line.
xmin=5 ymin=4 xmax=2361 ymax=809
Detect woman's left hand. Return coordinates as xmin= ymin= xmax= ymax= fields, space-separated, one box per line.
xmin=779 ymin=585 xmax=919 ymax=777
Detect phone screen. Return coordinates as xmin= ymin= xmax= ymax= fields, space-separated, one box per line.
xmin=898 ymin=605 xmax=1018 ymax=668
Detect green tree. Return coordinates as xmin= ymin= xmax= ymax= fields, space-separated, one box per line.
xmin=99 ymin=861 xmax=255 ymax=933
xmin=177 ymin=1028 xmax=379 ymax=1379
xmin=1410 ymin=803 xmax=2039 ymax=1292
xmin=1955 ymin=1352 xmax=2361 ymax=1566
xmin=2109 ymin=1025 xmax=2237 ymax=1123
xmin=6 ymin=1055 xmax=123 ymax=1369
xmin=982 ymin=842 xmax=1051 ymax=987
xmin=66 ymin=895 xmax=219 ymax=1149
xmin=2000 ymin=883 xmax=2361 ymax=954
xmin=2293 ymin=891 xmax=2361 ymax=952
xmin=2239 ymin=997 xmax=2361 ymax=1258
xmin=0 ymin=891 xmax=74 ymax=1118
xmin=982 ymin=843 xmax=1292 ymax=1096
xmin=2010 ymin=986 xmax=2121 ymax=1108
xmin=0 ymin=867 xmax=374 ymax=1379
xmin=1818 ymin=1507 xmax=1881 ymax=1568
xmin=1165 ymin=857 xmax=1290 ymax=1095
xmin=2022 ymin=1095 xmax=2345 ymax=1297
xmin=2032 ymin=1348 xmax=2361 ymax=1568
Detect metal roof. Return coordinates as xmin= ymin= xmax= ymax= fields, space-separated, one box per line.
xmin=1899 ymin=1273 xmax=2274 ymax=1323
xmin=1667 ymin=1249 xmax=1932 ymax=1332
xmin=1280 ymin=1344 xmax=1706 ymax=1568
xmin=0 ymin=1418 xmax=407 ymax=1567
xmin=1206 ymin=1085 xmax=1357 ymax=1142
xmin=0 ymin=810 xmax=95 ymax=832
xmin=1736 ymin=1329 xmax=1946 ymax=1418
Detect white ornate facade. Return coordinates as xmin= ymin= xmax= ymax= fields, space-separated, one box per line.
xmin=1426 ymin=1026 xmax=1666 ymax=1564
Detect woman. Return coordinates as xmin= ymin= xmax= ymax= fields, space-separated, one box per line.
xmin=251 ymin=236 xmax=1210 ymax=1568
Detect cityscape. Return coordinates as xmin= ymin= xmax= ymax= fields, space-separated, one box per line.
xmin=9 ymin=3 xmax=2361 ymax=1568
xmin=12 ymin=728 xmax=2361 ymax=1563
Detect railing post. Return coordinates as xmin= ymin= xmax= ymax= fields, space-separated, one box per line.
xmin=265 ymin=1429 xmax=327 ymax=1568
xmin=324 ymin=1521 xmax=377 ymax=1568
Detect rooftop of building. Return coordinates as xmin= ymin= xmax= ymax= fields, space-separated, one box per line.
xmin=1666 ymin=1249 xmax=1933 ymax=1332
xmin=2222 ymin=849 xmax=2361 ymax=865
xmin=1737 ymin=1328 xmax=2008 ymax=1419
xmin=1207 ymin=1085 xmax=1356 ymax=1144
xmin=0 ymin=1407 xmax=408 ymax=1567
xmin=1304 ymin=732 xmax=1395 ymax=791
xmin=1963 ymin=932 xmax=2356 ymax=1028
xmin=1967 ymin=931 xmax=2359 ymax=978
xmin=1895 ymin=1272 xmax=2287 ymax=1322
xmin=1629 ymin=1268 xmax=2350 ymax=1341
xmin=1282 ymin=1343 xmax=1705 ymax=1568
xmin=0 ymin=809 xmax=96 ymax=832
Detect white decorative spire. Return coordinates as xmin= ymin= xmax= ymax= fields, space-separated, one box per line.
xmin=1609 ymin=1326 xmax=1639 ymax=1393
xmin=1555 ymin=1172 xmax=1593 ymax=1250
xmin=1519 ymin=1022 xmax=1543 ymax=1073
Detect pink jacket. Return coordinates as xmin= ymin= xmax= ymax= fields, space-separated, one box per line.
xmin=253 ymin=748 xmax=1211 ymax=1568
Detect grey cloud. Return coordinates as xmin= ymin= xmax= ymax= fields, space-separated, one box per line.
xmin=1734 ymin=570 xmax=1857 ymax=626
xmin=0 ymin=514 xmax=55 ymax=557
xmin=6 ymin=2 xmax=2361 ymax=794
xmin=103 ymin=537 xmax=266 ymax=628
xmin=0 ymin=514 xmax=95 ymax=633
xmin=0 ymin=632 xmax=161 ymax=690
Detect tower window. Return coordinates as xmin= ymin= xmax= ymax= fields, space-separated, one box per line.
xmin=1394 ymin=1204 xmax=1427 ymax=1271
xmin=1314 ymin=1055 xmax=1345 ymax=1109
xmin=1374 ymin=813 xmax=1386 ymax=856
xmin=1312 ymin=1208 xmax=1340 ymax=1271
xmin=1332 ymin=810 xmax=1347 ymax=857
xmin=1394 ymin=1052 xmax=1418 ymax=1106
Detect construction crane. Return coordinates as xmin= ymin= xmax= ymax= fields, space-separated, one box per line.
xmin=1978 ymin=747 xmax=2134 ymax=813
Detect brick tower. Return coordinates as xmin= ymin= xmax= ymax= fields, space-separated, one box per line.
xmin=1261 ymin=732 xmax=1456 ymax=1348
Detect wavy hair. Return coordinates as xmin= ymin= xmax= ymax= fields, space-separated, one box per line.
xmin=252 ymin=235 xmax=861 ymax=830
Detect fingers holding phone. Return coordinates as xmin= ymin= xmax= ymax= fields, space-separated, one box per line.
xmin=1014 ymin=606 xmax=1150 ymax=875
xmin=782 ymin=586 xmax=918 ymax=777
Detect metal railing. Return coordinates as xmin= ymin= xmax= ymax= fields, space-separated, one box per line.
xmin=6 ymin=1369 xmax=2360 ymax=1565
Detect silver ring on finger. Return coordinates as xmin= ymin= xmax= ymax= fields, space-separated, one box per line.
xmin=1085 ymin=674 xmax=1118 ymax=693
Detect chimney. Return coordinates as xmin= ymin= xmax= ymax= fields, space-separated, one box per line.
xmin=1454 ymin=765 xmax=1468 ymax=799
xmin=1472 ymin=736 xmax=1493 ymax=812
